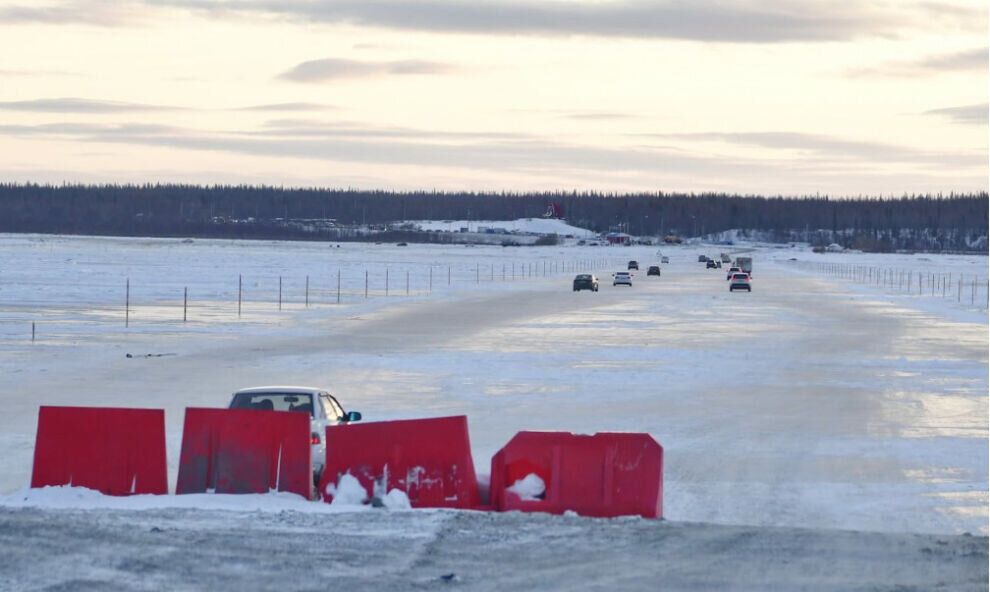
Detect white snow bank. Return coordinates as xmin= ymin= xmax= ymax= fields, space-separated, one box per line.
xmin=411 ymin=218 xmax=597 ymax=238
xmin=0 ymin=485 xmax=371 ymax=514
xmin=506 ymin=474 xmax=546 ymax=501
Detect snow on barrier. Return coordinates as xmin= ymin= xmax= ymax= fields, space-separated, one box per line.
xmin=175 ymin=408 xmax=311 ymax=498
xmin=490 ymin=431 xmax=663 ymax=518
xmin=31 ymin=406 xmax=168 ymax=495
xmin=318 ymin=415 xmax=480 ymax=509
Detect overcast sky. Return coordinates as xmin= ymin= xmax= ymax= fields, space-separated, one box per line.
xmin=0 ymin=0 xmax=986 ymax=195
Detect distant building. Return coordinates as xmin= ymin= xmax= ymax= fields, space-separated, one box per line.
xmin=605 ymin=232 xmax=632 ymax=245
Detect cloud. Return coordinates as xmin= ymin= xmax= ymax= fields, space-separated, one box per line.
xmin=847 ymin=47 xmax=989 ymax=77
xmin=642 ymin=131 xmax=988 ymax=167
xmin=924 ymin=104 xmax=988 ymax=125
xmin=237 ymin=102 xmax=338 ymax=112
xmin=0 ymin=97 xmax=181 ymax=113
xmin=157 ymin=0 xmax=984 ymax=43
xmin=278 ymin=58 xmax=455 ymax=82
xmin=1 ymin=119 xmax=984 ymax=193
xmin=0 ymin=1 xmax=144 ymax=26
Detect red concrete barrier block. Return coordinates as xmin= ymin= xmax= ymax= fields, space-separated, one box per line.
xmin=490 ymin=431 xmax=663 ymax=518
xmin=317 ymin=415 xmax=479 ymax=509
xmin=176 ymin=407 xmax=311 ymax=498
xmin=31 ymin=406 xmax=167 ymax=496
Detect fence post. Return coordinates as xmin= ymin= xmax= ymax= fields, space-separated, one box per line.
xmin=386 ymin=268 xmax=389 ymax=296
xmin=365 ymin=270 xmax=368 ymax=298
xmin=32 ymin=321 xmax=35 ymax=342
xmin=184 ymin=287 xmax=188 ymax=323
xmin=305 ymin=275 xmax=309 ymax=308
xmin=125 ymin=278 xmax=130 ymax=328
xmin=238 ymin=274 xmax=242 ymax=317
xmin=448 ymin=266 xmax=451 ymax=286
xmin=337 ymin=270 xmax=341 ymax=304
xmin=406 ymin=270 xmax=409 ymax=295
xmin=429 ymin=267 xmax=433 ymax=293
xmin=279 ymin=276 xmax=283 ymax=311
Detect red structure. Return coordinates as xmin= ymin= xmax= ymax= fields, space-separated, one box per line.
xmin=318 ymin=415 xmax=480 ymax=509
xmin=31 ymin=406 xmax=168 ymax=496
xmin=176 ymin=407 xmax=312 ymax=498
xmin=490 ymin=431 xmax=663 ymax=518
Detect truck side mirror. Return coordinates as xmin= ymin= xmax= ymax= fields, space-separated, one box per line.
xmin=346 ymin=411 xmax=362 ymax=422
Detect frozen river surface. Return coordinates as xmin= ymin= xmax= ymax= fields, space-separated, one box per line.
xmin=0 ymin=234 xmax=986 ymax=590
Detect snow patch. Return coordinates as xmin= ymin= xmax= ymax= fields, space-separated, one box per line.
xmin=326 ymin=473 xmax=368 ymax=507
xmin=506 ymin=473 xmax=546 ymax=501
xmin=382 ymin=489 xmax=412 ymax=510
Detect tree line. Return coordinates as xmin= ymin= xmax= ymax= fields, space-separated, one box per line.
xmin=0 ymin=183 xmax=985 ymax=252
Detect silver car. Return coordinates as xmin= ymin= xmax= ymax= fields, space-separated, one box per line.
xmin=228 ymin=386 xmax=362 ymax=483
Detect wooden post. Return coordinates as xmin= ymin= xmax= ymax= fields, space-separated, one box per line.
xmin=429 ymin=267 xmax=433 ymax=293
xmin=184 ymin=287 xmax=188 ymax=323
xmin=32 ymin=321 xmax=35 ymax=342
xmin=448 ymin=266 xmax=451 ymax=286
xmin=238 ymin=274 xmax=242 ymax=317
xmin=365 ymin=270 xmax=368 ymax=298
xmin=406 ymin=270 xmax=409 ymax=295
xmin=305 ymin=275 xmax=309 ymax=308
xmin=279 ymin=276 xmax=283 ymax=311
xmin=337 ymin=270 xmax=341 ymax=304
xmin=125 ymin=278 xmax=130 ymax=328
xmin=386 ymin=268 xmax=389 ymax=296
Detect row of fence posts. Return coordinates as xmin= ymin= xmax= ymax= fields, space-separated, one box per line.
xmin=101 ymin=259 xmax=612 ymax=328
xmin=806 ymin=262 xmax=988 ymax=306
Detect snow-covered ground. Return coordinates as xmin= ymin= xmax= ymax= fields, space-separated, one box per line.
xmin=0 ymin=230 xmax=986 ymax=589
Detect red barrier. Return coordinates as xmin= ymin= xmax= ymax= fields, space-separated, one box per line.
xmin=490 ymin=431 xmax=663 ymax=518
xmin=31 ymin=406 xmax=167 ymax=496
xmin=317 ymin=415 xmax=479 ymax=509
xmin=175 ymin=408 xmax=311 ymax=498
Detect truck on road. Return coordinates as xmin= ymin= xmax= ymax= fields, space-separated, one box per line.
xmin=735 ymin=256 xmax=753 ymax=276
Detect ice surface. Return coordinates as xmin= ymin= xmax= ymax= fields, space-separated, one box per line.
xmin=0 ymin=232 xmax=985 ymax=538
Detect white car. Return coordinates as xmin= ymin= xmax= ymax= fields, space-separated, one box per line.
xmin=228 ymin=386 xmax=362 ymax=483
xmin=613 ymin=271 xmax=633 ymax=286
xmin=729 ymin=273 xmax=752 ymax=292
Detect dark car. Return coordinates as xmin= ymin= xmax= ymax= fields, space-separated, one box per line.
xmin=627 ymin=260 xmax=639 ymax=270
xmin=706 ymin=259 xmax=718 ymax=269
xmin=647 ymin=265 xmax=661 ymax=277
xmin=573 ymin=274 xmax=599 ymax=292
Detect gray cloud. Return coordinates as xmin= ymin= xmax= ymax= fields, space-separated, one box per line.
xmin=237 ymin=102 xmax=338 ymax=112
xmin=0 ymin=97 xmax=181 ymax=113
xmin=847 ymin=47 xmax=988 ymax=77
xmin=279 ymin=58 xmax=455 ymax=82
xmin=642 ymin=131 xmax=988 ymax=167
xmin=153 ymin=0 xmax=983 ymax=43
xmin=0 ymin=1 xmax=143 ymax=26
xmin=924 ymin=104 xmax=988 ymax=125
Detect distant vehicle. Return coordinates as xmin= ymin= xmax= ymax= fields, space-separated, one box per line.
xmin=720 ymin=253 xmax=732 ymax=263
xmin=725 ymin=266 xmax=741 ymax=280
xmin=736 ymin=256 xmax=753 ymax=276
xmin=706 ymin=259 xmax=718 ymax=269
xmin=573 ymin=274 xmax=599 ymax=292
xmin=613 ymin=271 xmax=633 ymax=286
xmin=627 ymin=260 xmax=639 ymax=270
xmin=729 ymin=273 xmax=752 ymax=292
xmin=698 ymin=255 xmax=709 ymax=263
xmin=228 ymin=386 xmax=362 ymax=484
xmin=661 ymin=256 xmax=669 ymax=264
xmin=647 ymin=265 xmax=661 ymax=277
xmin=396 ymin=242 xmax=408 ymax=246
